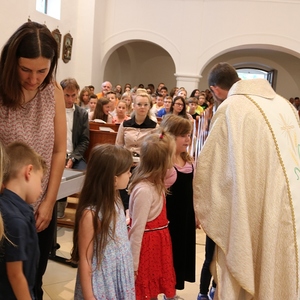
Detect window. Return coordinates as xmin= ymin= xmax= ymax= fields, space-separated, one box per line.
xmin=236 ymin=68 xmax=277 ymax=89
xmin=36 ymin=0 xmax=61 ymax=20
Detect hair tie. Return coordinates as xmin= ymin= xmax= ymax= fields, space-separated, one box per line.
xmin=159 ymin=133 xmax=164 ymax=139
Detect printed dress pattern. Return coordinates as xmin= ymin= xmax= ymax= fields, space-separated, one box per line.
xmin=75 ymin=204 xmax=135 ymax=300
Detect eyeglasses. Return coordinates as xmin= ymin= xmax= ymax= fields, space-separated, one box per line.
xmin=174 ymin=102 xmax=184 ymax=107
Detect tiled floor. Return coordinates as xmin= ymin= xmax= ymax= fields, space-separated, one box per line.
xmin=43 ymin=226 xmax=207 ymax=300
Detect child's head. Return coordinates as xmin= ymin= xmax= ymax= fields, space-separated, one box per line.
xmin=129 ymin=131 xmax=175 ymax=194
xmin=93 ymin=97 xmax=111 ymax=122
xmin=89 ymin=94 xmax=98 ymax=112
xmin=72 ymin=144 xmax=132 ymax=265
xmin=160 ymin=114 xmax=193 ymax=163
xmin=83 ymin=144 xmax=132 ymax=198
xmin=106 ymin=91 xmax=117 ymax=110
xmin=79 ymin=86 xmax=91 ymax=105
xmin=188 ymin=97 xmax=198 ymax=112
xmin=121 ymin=92 xmax=133 ymax=109
xmin=4 ymin=142 xmax=47 ymax=204
xmin=156 ymin=93 xmax=164 ymax=107
xmin=198 ymin=92 xmax=207 ymax=106
xmin=116 ymin=100 xmax=127 ymax=117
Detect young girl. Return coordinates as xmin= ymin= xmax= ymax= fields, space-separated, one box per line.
xmin=79 ymin=86 xmax=91 ymax=110
xmin=121 ymin=92 xmax=133 ymax=117
xmin=160 ymin=114 xmax=196 ymax=291
xmin=71 ymin=144 xmax=135 ymax=300
xmin=112 ymin=100 xmax=131 ymax=124
xmin=128 ymin=132 xmax=176 ymax=300
xmin=91 ymin=97 xmax=113 ymax=123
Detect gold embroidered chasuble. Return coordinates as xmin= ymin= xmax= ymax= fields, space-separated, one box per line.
xmin=194 ymin=79 xmax=300 ymax=300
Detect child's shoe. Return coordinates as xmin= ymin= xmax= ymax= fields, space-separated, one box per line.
xmin=208 ymin=287 xmax=215 ymax=300
xmin=197 ymin=294 xmax=209 ymax=300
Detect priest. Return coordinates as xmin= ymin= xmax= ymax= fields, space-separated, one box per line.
xmin=194 ymin=62 xmax=300 ymax=299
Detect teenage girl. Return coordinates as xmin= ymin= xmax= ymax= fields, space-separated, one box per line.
xmin=160 ymin=114 xmax=197 ymax=291
xmin=91 ymin=97 xmax=113 ymax=123
xmin=71 ymin=144 xmax=135 ymax=300
xmin=79 ymin=86 xmax=91 ymax=110
xmin=128 ymin=131 xmax=176 ymax=300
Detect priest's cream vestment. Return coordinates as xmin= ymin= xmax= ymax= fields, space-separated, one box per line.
xmin=194 ymin=79 xmax=300 ymax=300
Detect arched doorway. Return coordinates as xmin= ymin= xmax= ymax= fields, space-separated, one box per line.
xmin=103 ymin=41 xmax=176 ymax=92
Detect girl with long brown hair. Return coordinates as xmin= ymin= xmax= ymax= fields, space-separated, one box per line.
xmin=71 ymin=144 xmax=135 ymax=300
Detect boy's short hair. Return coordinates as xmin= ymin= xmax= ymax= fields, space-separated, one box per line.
xmin=4 ymin=142 xmax=47 ymax=183
xmin=188 ymin=97 xmax=199 ymax=104
xmin=89 ymin=93 xmax=97 ymax=99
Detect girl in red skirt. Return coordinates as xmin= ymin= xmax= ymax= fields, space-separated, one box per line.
xmin=128 ymin=131 xmax=176 ymax=300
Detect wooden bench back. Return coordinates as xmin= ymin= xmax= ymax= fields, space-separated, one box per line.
xmin=85 ymin=129 xmax=118 ymax=162
xmin=89 ymin=121 xmax=119 ymax=132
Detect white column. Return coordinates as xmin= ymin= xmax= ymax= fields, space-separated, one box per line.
xmin=174 ymin=73 xmax=202 ymax=95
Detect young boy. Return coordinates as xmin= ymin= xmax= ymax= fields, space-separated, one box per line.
xmin=106 ymin=91 xmax=118 ymax=117
xmin=188 ymin=97 xmax=203 ymax=120
xmin=0 ymin=142 xmax=46 ymax=300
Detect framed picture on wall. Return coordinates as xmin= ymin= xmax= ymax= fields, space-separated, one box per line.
xmin=52 ymin=29 xmax=62 ymax=58
xmin=62 ymin=33 xmax=73 ymax=63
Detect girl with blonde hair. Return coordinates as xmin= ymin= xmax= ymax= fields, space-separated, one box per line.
xmin=128 ymin=131 xmax=176 ymax=300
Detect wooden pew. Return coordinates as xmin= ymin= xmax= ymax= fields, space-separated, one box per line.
xmin=85 ymin=129 xmax=118 ymax=162
xmin=89 ymin=121 xmax=119 ymax=132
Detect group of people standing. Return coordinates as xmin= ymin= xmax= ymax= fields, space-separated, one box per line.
xmin=1 ymin=20 xmax=300 ymax=300
xmin=0 ymin=21 xmax=197 ymax=300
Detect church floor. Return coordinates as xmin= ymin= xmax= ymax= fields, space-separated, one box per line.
xmin=43 ymin=204 xmax=206 ymax=300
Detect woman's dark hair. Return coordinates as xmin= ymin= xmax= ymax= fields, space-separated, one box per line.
xmin=92 ymin=97 xmax=111 ymax=122
xmin=0 ymin=21 xmax=58 ymax=108
xmin=170 ymin=96 xmax=189 ymax=119
xmin=190 ymin=89 xmax=200 ymax=98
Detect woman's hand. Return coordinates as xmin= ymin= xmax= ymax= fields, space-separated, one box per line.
xmin=35 ymin=200 xmax=54 ymax=232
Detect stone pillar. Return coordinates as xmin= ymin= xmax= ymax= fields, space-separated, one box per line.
xmin=174 ymin=73 xmax=202 ymax=96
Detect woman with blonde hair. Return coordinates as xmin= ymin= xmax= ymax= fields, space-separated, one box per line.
xmin=116 ymin=91 xmax=158 ymax=209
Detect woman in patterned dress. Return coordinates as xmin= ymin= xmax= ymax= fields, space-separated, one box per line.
xmin=71 ymin=144 xmax=135 ymax=300
xmin=0 ymin=21 xmax=66 ymax=300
